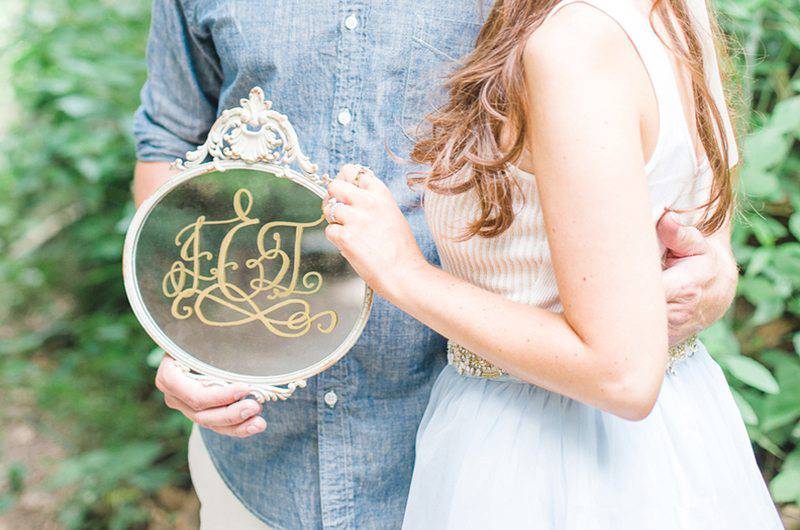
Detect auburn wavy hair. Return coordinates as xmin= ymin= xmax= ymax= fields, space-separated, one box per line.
xmin=409 ymin=0 xmax=738 ymax=239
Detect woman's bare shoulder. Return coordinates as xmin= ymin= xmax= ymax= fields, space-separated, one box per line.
xmin=523 ymin=2 xmax=644 ymax=82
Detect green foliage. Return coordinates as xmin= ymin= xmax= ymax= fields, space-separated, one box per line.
xmin=0 ymin=462 xmax=26 ymax=514
xmin=0 ymin=0 xmax=797 ymax=527
xmin=0 ymin=0 xmax=190 ymax=528
xmin=51 ymin=443 xmax=176 ymax=529
xmin=710 ymin=0 xmax=800 ymax=508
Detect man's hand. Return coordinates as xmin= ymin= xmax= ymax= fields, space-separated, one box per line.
xmin=133 ymin=162 xmax=267 ymax=438
xmin=657 ymin=212 xmax=738 ymax=346
xmin=136 ymin=162 xmax=268 ymax=438
xmin=155 ymin=355 xmax=267 ymax=437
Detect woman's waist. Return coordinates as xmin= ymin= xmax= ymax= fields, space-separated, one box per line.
xmin=446 ymin=335 xmax=704 ymax=383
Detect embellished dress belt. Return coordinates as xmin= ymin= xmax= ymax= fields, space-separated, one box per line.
xmin=447 ymin=334 xmax=701 ymax=380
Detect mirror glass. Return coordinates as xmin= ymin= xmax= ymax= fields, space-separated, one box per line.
xmin=130 ymin=167 xmax=369 ymax=378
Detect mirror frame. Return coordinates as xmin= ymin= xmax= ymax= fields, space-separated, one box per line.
xmin=122 ymin=87 xmax=372 ymax=402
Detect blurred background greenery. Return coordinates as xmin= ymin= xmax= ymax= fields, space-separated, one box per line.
xmin=0 ymin=0 xmax=798 ymax=528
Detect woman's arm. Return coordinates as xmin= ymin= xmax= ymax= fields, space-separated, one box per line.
xmin=325 ymin=5 xmax=669 ymax=420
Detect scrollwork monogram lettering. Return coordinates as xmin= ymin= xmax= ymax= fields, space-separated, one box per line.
xmin=162 ymin=188 xmax=337 ymax=338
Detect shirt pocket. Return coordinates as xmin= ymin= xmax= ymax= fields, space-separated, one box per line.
xmin=400 ymin=14 xmax=482 ymax=131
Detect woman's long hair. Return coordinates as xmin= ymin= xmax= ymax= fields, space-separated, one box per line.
xmin=409 ymin=0 xmax=737 ymax=239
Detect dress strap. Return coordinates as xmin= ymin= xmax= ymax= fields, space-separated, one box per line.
xmin=541 ymin=0 xmax=694 ymax=169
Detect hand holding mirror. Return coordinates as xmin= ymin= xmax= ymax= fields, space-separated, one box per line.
xmin=123 ymin=87 xmax=372 ymax=402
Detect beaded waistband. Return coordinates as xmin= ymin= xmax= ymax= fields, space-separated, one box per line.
xmin=447 ymin=334 xmax=701 ymax=379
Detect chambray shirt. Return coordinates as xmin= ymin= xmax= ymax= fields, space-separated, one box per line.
xmin=134 ymin=1 xmax=487 ymax=528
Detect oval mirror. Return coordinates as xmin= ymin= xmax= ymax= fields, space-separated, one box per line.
xmin=123 ymin=88 xmax=372 ymax=401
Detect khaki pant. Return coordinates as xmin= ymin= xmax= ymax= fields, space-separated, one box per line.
xmin=188 ymin=426 xmax=273 ymax=530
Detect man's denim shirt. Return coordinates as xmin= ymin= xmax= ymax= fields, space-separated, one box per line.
xmin=134 ymin=1 xmax=486 ymax=528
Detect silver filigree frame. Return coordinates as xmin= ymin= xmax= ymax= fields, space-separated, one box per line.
xmin=122 ymin=88 xmax=373 ymax=403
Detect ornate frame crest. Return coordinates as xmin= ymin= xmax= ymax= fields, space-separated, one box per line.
xmin=123 ymin=87 xmax=372 ymax=403
xmin=172 ymin=87 xmax=327 ymax=185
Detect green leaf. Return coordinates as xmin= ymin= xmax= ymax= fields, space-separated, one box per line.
xmin=770 ymin=451 xmax=800 ymax=503
xmin=740 ymin=167 xmax=780 ymax=199
xmin=759 ymin=355 xmax=800 ymax=431
xmin=789 ymin=297 xmax=800 ymax=317
xmin=769 ymin=96 xmax=800 ymax=133
xmin=744 ymin=247 xmax=772 ymax=277
xmin=56 ymin=95 xmax=96 ymax=118
xmin=146 ymin=347 xmax=164 ymax=368
xmin=748 ymin=217 xmax=777 ymax=247
xmin=719 ymin=355 xmax=780 ymax=394
xmin=750 ymin=430 xmax=786 ymax=458
xmin=731 ymin=389 xmax=759 ymax=425
xmin=700 ymin=321 xmax=740 ymax=357
xmin=743 ymin=127 xmax=790 ymax=172
xmin=739 ymin=276 xmax=783 ymax=305
xmin=773 ymin=244 xmax=800 ymax=286
xmin=770 ymin=466 xmax=800 ymax=503
xmin=760 ymin=392 xmax=800 ymax=432
xmin=790 ymin=212 xmax=800 ymax=241
xmin=751 ymin=298 xmax=784 ymax=326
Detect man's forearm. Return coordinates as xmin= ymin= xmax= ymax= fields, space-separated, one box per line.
xmin=133 ymin=161 xmax=178 ymax=207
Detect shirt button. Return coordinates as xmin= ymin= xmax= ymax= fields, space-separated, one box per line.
xmin=324 ymin=391 xmax=338 ymax=408
xmin=337 ymin=108 xmax=352 ymax=126
xmin=344 ymin=14 xmax=359 ymax=30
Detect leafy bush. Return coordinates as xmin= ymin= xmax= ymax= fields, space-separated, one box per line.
xmin=0 ymin=0 xmax=797 ymax=527
xmin=0 ymin=1 xmax=189 ymax=528
xmin=707 ymin=0 xmax=800 ymax=509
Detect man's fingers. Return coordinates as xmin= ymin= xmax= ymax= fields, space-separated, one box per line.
xmin=656 ymin=212 xmax=685 ymax=253
xmin=662 ymin=260 xmax=709 ymax=302
xmin=155 ymin=356 xmax=267 ymax=438
xmin=156 ymin=356 xmax=251 ymax=411
xmin=165 ymin=391 xmax=265 ymax=435
xmin=193 ymin=399 xmax=262 ymax=428
xmin=663 ymin=266 xmax=695 ymax=302
xmin=209 ymin=416 xmax=267 ymax=438
xmin=163 ymin=383 xmax=266 ymax=436
xmin=657 ymin=212 xmax=708 ymax=258
xmin=164 ymin=394 xmax=198 ymax=422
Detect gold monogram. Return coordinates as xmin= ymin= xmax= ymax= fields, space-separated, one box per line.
xmin=161 ymin=188 xmax=337 ymax=338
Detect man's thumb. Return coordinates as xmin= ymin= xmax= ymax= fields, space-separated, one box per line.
xmin=657 ymin=212 xmax=707 ymax=257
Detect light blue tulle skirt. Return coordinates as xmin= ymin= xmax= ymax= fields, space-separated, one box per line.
xmin=403 ymin=344 xmax=782 ymax=529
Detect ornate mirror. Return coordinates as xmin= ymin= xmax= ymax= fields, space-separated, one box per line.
xmin=123 ymin=88 xmax=372 ymax=402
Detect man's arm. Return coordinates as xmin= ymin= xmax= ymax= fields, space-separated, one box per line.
xmin=133 ymin=161 xmax=174 ymax=207
xmin=657 ymin=212 xmax=738 ymax=345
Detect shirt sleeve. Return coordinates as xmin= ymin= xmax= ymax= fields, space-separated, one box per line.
xmin=133 ymin=0 xmax=222 ymax=162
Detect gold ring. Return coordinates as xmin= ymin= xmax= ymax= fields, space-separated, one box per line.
xmin=353 ymin=165 xmax=371 ymax=188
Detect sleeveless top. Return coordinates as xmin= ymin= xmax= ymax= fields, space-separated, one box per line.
xmin=423 ymin=0 xmax=737 ymax=375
